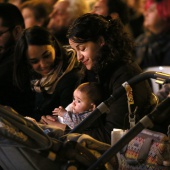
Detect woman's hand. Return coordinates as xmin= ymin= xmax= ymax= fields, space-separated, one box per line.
xmin=40 ymin=115 xmax=66 ymax=130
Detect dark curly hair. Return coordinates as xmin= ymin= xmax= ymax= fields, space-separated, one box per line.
xmin=67 ymin=13 xmax=134 ymax=72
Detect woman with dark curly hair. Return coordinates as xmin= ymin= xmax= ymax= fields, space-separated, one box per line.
xmin=41 ymin=13 xmax=157 ymax=144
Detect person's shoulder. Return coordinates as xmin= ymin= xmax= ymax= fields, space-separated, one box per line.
xmin=63 ymin=68 xmax=81 ymax=84
xmin=135 ymin=32 xmax=150 ymax=46
xmin=110 ymin=61 xmax=142 ymax=78
xmin=57 ymin=68 xmax=80 ymax=86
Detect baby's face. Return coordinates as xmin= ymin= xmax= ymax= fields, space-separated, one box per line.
xmin=71 ymin=89 xmax=92 ymax=114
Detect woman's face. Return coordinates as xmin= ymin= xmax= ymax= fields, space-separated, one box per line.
xmin=69 ymin=39 xmax=101 ymax=70
xmin=27 ymin=45 xmax=55 ymax=76
xmin=144 ymin=3 xmax=165 ymax=34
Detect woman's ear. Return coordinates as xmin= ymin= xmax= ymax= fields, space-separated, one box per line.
xmin=98 ymin=36 xmax=105 ymax=47
xmin=13 ymin=25 xmax=24 ymax=40
xmin=89 ymin=103 xmax=96 ymax=111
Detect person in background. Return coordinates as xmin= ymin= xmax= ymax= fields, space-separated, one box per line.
xmin=8 ymin=0 xmax=29 ymax=8
xmin=135 ymin=0 xmax=170 ymax=69
xmin=86 ymin=0 xmax=97 ymax=10
xmin=13 ymin=26 xmax=80 ymax=121
xmin=0 ymin=3 xmax=35 ymax=116
xmin=91 ymin=0 xmax=131 ymax=36
xmin=42 ymin=0 xmax=58 ymax=6
xmin=20 ymin=0 xmax=52 ymax=28
xmin=41 ymin=13 xmax=156 ymax=144
xmin=47 ymin=0 xmax=90 ymax=45
xmin=91 ymin=0 xmax=129 ymax=25
xmin=52 ymin=82 xmax=103 ymax=129
xmin=125 ymin=0 xmax=145 ymax=39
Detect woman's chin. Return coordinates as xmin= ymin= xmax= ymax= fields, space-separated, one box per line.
xmin=85 ymin=65 xmax=92 ymax=70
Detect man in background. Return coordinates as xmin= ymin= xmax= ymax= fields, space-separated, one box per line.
xmin=0 ymin=3 xmax=35 ymax=116
xmin=47 ymin=0 xmax=90 ymax=45
xmin=91 ymin=0 xmax=132 ymax=36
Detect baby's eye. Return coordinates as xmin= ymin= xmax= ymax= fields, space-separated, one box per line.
xmin=77 ymin=100 xmax=81 ymax=103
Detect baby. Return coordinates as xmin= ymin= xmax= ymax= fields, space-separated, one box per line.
xmin=52 ymin=82 xmax=103 ymax=129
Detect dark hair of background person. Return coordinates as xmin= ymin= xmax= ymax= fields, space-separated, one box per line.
xmin=107 ymin=0 xmax=130 ymax=25
xmin=0 ymin=2 xmax=25 ymax=28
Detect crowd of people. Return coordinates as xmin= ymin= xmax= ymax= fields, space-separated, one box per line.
xmin=0 ymin=0 xmax=170 ymax=148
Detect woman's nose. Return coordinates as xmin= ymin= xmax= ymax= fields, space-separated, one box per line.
xmin=77 ymin=52 xmax=83 ymax=62
xmin=39 ymin=59 xmax=46 ymax=67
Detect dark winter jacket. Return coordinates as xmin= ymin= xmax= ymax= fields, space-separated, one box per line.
xmin=76 ymin=61 xmax=155 ymax=144
xmin=0 ymin=47 xmax=35 ymax=116
xmin=135 ymin=31 xmax=170 ymax=70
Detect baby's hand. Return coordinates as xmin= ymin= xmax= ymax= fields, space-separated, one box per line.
xmin=52 ymin=106 xmax=66 ymax=117
xmin=52 ymin=106 xmax=62 ymax=115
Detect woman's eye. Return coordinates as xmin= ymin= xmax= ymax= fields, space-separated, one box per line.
xmin=43 ymin=54 xmax=50 ymax=59
xmin=29 ymin=60 xmax=39 ymax=64
xmin=79 ymin=47 xmax=87 ymax=51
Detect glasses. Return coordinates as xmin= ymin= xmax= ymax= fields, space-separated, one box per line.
xmin=0 ymin=27 xmax=13 ymax=37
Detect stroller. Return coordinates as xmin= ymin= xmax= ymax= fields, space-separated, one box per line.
xmin=0 ymin=106 xmax=117 ymax=170
xmin=0 ymin=71 xmax=170 ymax=170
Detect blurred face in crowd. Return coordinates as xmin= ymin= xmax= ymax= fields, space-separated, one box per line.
xmin=26 ymin=45 xmax=55 ymax=76
xmin=138 ymin=0 xmax=146 ymax=14
xmin=91 ymin=0 xmax=108 ymax=16
xmin=144 ymin=2 xmax=165 ymax=34
xmin=47 ymin=0 xmax=70 ymax=33
xmin=21 ymin=8 xmax=40 ymax=28
xmin=91 ymin=0 xmax=119 ymax=21
xmin=8 ymin=0 xmax=22 ymax=8
xmin=126 ymin=0 xmax=146 ymax=14
xmin=0 ymin=18 xmax=16 ymax=56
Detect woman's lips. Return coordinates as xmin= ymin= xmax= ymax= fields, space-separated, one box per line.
xmin=82 ymin=59 xmax=89 ymax=65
